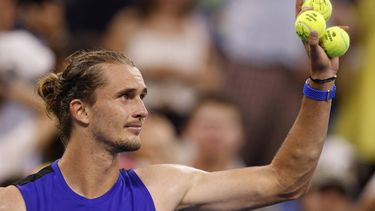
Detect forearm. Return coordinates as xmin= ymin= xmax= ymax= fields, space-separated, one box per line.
xmin=271 ymin=81 xmax=334 ymax=196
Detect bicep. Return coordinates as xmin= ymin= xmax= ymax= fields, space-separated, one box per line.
xmin=181 ymin=165 xmax=287 ymax=210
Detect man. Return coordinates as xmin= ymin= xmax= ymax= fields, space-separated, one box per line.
xmin=0 ymin=1 xmax=342 ymax=210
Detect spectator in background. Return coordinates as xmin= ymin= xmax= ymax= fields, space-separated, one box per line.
xmin=0 ymin=0 xmax=55 ymax=81
xmin=211 ymin=0 xmax=308 ymax=166
xmin=300 ymin=136 xmax=358 ymax=211
xmin=301 ymin=184 xmax=353 ymax=211
xmin=182 ymin=94 xmax=245 ymax=172
xmin=334 ymin=0 xmax=375 ymax=189
xmin=357 ymin=174 xmax=375 ymax=211
xmin=65 ymin=0 xmax=132 ymax=52
xmin=0 ymin=0 xmax=56 ymax=185
xmin=103 ymin=0 xmax=222 ymax=130
xmin=16 ymin=0 xmax=69 ymax=71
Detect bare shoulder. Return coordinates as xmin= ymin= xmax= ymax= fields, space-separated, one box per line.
xmin=0 ymin=186 xmax=26 ymax=211
xmin=136 ymin=164 xmax=207 ymax=183
xmin=134 ymin=164 xmax=207 ymax=210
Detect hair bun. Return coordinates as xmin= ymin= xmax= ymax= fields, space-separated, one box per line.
xmin=37 ymin=73 xmax=62 ymax=115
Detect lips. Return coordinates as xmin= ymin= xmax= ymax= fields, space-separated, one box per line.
xmin=125 ymin=122 xmax=143 ymax=134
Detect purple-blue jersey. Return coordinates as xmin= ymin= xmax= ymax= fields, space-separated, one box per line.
xmin=16 ymin=160 xmax=156 ymax=211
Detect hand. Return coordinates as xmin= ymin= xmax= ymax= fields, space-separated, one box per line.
xmin=295 ymin=0 xmax=342 ymax=80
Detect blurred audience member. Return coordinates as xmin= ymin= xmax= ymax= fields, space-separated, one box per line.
xmin=177 ymin=94 xmax=245 ymax=211
xmin=301 ymin=136 xmax=358 ymax=211
xmin=0 ymin=81 xmax=57 ymax=185
xmin=357 ymin=174 xmax=375 ymax=211
xmin=333 ymin=0 xmax=375 ymax=189
xmin=0 ymin=0 xmax=56 ymax=185
xmin=65 ymin=0 xmax=132 ymax=51
xmin=120 ymin=113 xmax=181 ymax=169
xmin=213 ymin=0 xmax=308 ymax=166
xmin=17 ymin=0 xmax=69 ymax=71
xmin=328 ymin=0 xmax=361 ymax=95
xmin=0 ymin=0 xmax=54 ymax=81
xmin=302 ymin=184 xmax=353 ymax=211
xmin=182 ymin=94 xmax=245 ymax=172
xmin=104 ymin=0 xmax=222 ymax=129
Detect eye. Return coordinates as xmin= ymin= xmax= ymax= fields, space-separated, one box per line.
xmin=120 ymin=92 xmax=135 ymax=100
xmin=121 ymin=93 xmax=130 ymax=100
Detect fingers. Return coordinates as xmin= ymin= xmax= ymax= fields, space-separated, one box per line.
xmin=338 ymin=25 xmax=350 ymax=31
xmin=295 ymin=0 xmax=304 ymax=17
xmin=295 ymin=1 xmax=314 ymax=17
xmin=333 ymin=57 xmax=339 ymax=70
xmin=302 ymin=31 xmax=319 ymax=57
xmin=308 ymin=31 xmax=320 ymax=60
xmin=298 ymin=6 xmax=313 ymax=17
xmin=308 ymin=31 xmax=319 ymax=47
xmin=304 ymin=43 xmax=311 ymax=57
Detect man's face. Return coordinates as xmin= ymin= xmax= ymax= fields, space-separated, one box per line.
xmin=87 ymin=64 xmax=148 ymax=153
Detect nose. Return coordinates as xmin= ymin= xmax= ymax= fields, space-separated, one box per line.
xmin=132 ymin=97 xmax=148 ymax=121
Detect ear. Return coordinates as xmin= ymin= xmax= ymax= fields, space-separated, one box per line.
xmin=69 ymin=99 xmax=89 ymax=125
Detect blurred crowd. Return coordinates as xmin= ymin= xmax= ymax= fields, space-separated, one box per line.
xmin=0 ymin=0 xmax=374 ymax=210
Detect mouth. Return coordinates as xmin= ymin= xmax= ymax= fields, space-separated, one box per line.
xmin=125 ymin=123 xmax=143 ymax=135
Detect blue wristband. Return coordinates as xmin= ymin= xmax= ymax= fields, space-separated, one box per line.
xmin=303 ymin=80 xmax=336 ymax=101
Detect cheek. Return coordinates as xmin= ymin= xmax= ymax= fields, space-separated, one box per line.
xmin=90 ymin=104 xmax=126 ymax=128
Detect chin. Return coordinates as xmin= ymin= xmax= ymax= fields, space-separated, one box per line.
xmin=106 ymin=137 xmax=141 ymax=154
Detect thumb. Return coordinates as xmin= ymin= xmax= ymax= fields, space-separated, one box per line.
xmin=308 ymin=31 xmax=320 ymax=60
xmin=308 ymin=31 xmax=319 ymax=48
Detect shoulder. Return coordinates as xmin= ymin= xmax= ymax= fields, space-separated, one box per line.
xmin=0 ymin=186 xmax=26 ymax=211
xmin=133 ymin=165 xmax=207 ymax=210
xmin=135 ymin=164 xmax=207 ymax=187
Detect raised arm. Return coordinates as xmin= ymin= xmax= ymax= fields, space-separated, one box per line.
xmin=178 ymin=30 xmax=337 ymax=210
xmin=137 ymin=0 xmax=342 ymax=210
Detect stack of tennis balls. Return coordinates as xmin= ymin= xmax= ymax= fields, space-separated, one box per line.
xmin=295 ymin=0 xmax=350 ymax=58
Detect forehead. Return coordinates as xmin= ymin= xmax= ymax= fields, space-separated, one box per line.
xmin=100 ymin=63 xmax=146 ymax=92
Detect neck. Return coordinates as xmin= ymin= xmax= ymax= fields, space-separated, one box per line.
xmin=59 ymin=130 xmax=120 ymax=199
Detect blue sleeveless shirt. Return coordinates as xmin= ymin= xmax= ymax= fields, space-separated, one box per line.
xmin=16 ymin=160 xmax=156 ymax=211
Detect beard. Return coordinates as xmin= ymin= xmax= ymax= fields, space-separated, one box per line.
xmin=103 ymin=139 xmax=141 ymax=154
xmin=104 ymin=137 xmax=141 ymax=154
xmin=94 ymin=132 xmax=141 ymax=154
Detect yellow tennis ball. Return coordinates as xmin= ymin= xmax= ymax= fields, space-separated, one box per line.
xmin=320 ymin=26 xmax=350 ymax=58
xmin=302 ymin=0 xmax=333 ymax=21
xmin=295 ymin=10 xmax=326 ymax=42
